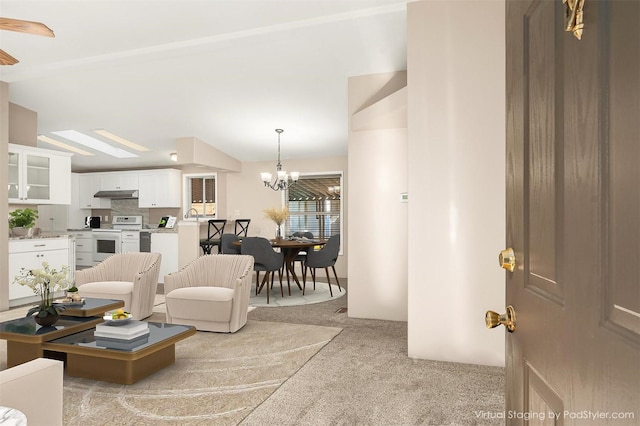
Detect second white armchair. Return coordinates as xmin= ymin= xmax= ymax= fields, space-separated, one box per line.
xmin=164 ymin=254 xmax=254 ymax=333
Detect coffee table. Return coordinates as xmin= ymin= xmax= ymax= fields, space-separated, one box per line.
xmin=1 ymin=297 xmax=196 ymax=385
xmin=41 ymin=322 xmax=195 ymax=384
xmin=0 ymin=298 xmax=125 ymax=368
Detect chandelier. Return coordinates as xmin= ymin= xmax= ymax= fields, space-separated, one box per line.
xmin=260 ymin=129 xmax=299 ymax=191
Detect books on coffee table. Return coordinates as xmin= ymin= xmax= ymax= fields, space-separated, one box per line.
xmin=95 ymin=333 xmax=150 ymax=350
xmin=95 ymin=321 xmax=149 ymax=340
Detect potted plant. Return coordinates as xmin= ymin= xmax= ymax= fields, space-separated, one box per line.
xmin=13 ymin=261 xmax=70 ymax=327
xmin=66 ymin=285 xmax=81 ymax=301
xmin=8 ymin=208 xmax=39 ymax=237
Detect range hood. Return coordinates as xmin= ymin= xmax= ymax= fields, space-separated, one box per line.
xmin=93 ymin=190 xmax=139 ymax=199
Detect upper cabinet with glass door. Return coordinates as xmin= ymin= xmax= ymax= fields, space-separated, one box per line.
xmin=8 ymin=143 xmax=73 ymax=205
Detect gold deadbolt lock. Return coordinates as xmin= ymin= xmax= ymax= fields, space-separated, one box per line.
xmin=499 ymin=248 xmax=516 ymax=272
xmin=485 ymin=306 xmax=516 ymax=332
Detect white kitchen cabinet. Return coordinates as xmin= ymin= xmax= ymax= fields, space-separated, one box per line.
xmin=150 ymin=232 xmax=178 ymax=283
xmin=138 ymin=169 xmax=182 ymax=208
xmin=37 ymin=174 xmax=91 ymax=231
xmin=121 ymin=231 xmax=140 ymax=253
xmin=78 ymin=173 xmax=111 ymax=209
xmin=70 ymin=231 xmax=93 ymax=267
xmin=99 ymin=171 xmax=138 ymax=191
xmin=8 ymin=143 xmax=72 ymax=205
xmin=8 ymin=238 xmax=73 ymax=307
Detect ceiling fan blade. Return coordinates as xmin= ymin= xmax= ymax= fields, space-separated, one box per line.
xmin=0 ymin=17 xmax=54 ymax=37
xmin=0 ymin=49 xmax=19 ymax=65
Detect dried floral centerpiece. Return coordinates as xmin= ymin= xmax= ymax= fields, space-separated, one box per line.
xmin=13 ymin=261 xmax=70 ymax=327
xmin=264 ymin=206 xmax=289 ymax=239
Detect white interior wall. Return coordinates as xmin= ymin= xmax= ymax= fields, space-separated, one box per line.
xmin=407 ymin=0 xmax=506 ymax=366
xmin=347 ymin=72 xmax=408 ymax=322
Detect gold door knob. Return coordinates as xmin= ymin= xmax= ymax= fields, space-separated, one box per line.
xmin=499 ymin=248 xmax=516 ymax=272
xmin=485 ymin=306 xmax=516 ymax=332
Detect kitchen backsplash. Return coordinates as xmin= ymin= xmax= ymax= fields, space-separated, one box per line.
xmin=92 ymin=199 xmax=180 ymax=229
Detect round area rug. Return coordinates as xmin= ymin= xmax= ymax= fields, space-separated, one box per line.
xmin=249 ymin=281 xmax=345 ymax=307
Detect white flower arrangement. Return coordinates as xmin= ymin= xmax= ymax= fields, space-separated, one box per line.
xmin=14 ymin=261 xmax=70 ymax=318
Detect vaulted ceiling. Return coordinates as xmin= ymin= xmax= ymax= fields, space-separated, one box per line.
xmin=0 ymin=0 xmax=408 ymax=172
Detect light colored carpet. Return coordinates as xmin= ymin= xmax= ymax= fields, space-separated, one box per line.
xmin=243 ymin=283 xmax=506 ymax=426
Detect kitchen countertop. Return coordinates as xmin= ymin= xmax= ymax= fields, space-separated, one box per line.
xmin=9 ymin=234 xmax=71 ymax=241
xmin=65 ymin=228 xmax=178 ymax=233
xmin=144 ymin=228 xmax=178 ymax=233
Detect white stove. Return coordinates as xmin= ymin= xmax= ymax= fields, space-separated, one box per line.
xmin=92 ymin=216 xmax=143 ymax=262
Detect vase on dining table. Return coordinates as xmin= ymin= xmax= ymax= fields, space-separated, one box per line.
xmin=275 ymin=224 xmax=283 ymax=240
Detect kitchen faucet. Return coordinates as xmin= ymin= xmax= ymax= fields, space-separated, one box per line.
xmin=185 ymin=208 xmax=200 ymax=220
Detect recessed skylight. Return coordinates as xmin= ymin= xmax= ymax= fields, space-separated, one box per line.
xmin=93 ymin=129 xmax=149 ymax=152
xmin=51 ymin=130 xmax=138 ymax=158
xmin=37 ymin=135 xmax=95 ymax=156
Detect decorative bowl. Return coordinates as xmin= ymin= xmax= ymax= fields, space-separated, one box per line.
xmin=102 ymin=313 xmax=133 ymax=325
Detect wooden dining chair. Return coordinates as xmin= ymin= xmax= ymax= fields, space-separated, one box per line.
xmin=234 ymin=219 xmax=251 ymax=238
xmin=199 ymin=219 xmax=227 ymax=254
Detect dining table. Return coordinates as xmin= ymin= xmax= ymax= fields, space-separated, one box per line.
xmin=272 ymin=238 xmax=327 ymax=293
xmin=235 ymin=238 xmax=327 ymax=295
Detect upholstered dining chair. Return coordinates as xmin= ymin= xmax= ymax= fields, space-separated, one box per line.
xmin=221 ymin=233 xmax=241 ymax=254
xmin=234 ymin=219 xmax=251 ymax=238
xmin=164 ymin=254 xmax=254 ymax=333
xmin=200 ymin=219 xmax=227 ymax=254
xmin=75 ymin=252 xmax=162 ymax=320
xmin=292 ymin=231 xmax=314 ymax=277
xmin=241 ymin=237 xmax=284 ymax=304
xmin=304 ymin=234 xmax=341 ymax=297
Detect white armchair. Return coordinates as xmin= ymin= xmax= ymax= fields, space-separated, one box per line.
xmin=75 ymin=252 xmax=162 ymax=320
xmin=0 ymin=358 xmax=64 ymax=426
xmin=164 ymin=254 xmax=254 ymax=333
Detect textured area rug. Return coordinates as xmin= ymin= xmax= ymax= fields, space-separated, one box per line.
xmin=249 ymin=281 xmax=345 ymax=307
xmin=0 ymin=319 xmax=341 ymax=426
xmin=63 ymin=320 xmax=340 ymax=425
xmin=148 ymin=283 xmax=345 ymax=312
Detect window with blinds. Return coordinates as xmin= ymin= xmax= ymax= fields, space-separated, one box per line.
xmin=185 ymin=174 xmax=217 ymax=217
xmin=286 ymin=174 xmax=341 ymax=239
